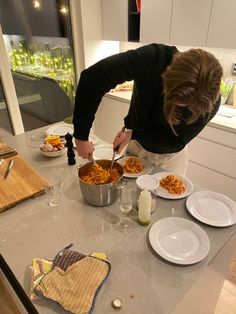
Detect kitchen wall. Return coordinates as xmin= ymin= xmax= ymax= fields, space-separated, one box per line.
xmin=80 ymin=0 xmax=119 ymax=68
xmin=120 ymin=42 xmax=236 ymax=80
xmin=119 ymin=41 xmax=236 ymax=106
xmin=79 ymin=0 xmax=236 ymax=106
xmin=82 ymin=37 xmax=236 ymax=88
xmin=80 ymin=1 xmax=236 ymax=81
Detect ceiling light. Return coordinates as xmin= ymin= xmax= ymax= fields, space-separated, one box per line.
xmin=34 ymin=0 xmax=41 ymax=9
xmin=60 ymin=6 xmax=67 ymax=14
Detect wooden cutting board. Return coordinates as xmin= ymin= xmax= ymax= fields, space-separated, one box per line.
xmin=0 ymin=141 xmax=17 ymax=158
xmin=0 ymin=155 xmax=48 ymax=213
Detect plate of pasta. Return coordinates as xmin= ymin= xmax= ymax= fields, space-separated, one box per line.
xmin=118 ymin=156 xmax=153 ymax=178
xmin=152 ymin=172 xmax=193 ymax=199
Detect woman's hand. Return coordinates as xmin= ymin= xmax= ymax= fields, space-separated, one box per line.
xmin=74 ymin=139 xmax=94 ymax=160
xmin=113 ymin=129 xmax=132 ymax=153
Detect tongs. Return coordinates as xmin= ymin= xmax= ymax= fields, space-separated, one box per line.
xmin=110 ymin=127 xmax=126 ymax=170
xmin=110 ymin=146 xmax=119 ymax=170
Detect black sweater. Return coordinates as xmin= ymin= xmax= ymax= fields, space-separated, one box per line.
xmin=73 ymin=43 xmax=220 ymax=154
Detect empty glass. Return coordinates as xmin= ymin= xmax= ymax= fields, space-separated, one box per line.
xmin=45 ymin=182 xmax=61 ymax=207
xmin=27 ymin=132 xmax=46 ymax=148
xmin=119 ymin=187 xmax=133 ymax=233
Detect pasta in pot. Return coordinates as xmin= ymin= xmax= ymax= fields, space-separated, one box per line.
xmin=81 ymin=163 xmax=120 ymax=185
xmin=123 ymin=157 xmax=144 ymax=174
xmin=160 ymin=175 xmax=185 ymax=195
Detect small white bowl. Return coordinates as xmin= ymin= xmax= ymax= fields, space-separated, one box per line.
xmin=136 ymin=174 xmax=159 ymax=214
xmin=40 ymin=147 xmax=67 ymax=158
xmin=136 ymin=174 xmax=159 ymax=192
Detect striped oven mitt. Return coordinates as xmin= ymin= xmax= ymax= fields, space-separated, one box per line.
xmin=34 ymin=246 xmax=111 ymax=314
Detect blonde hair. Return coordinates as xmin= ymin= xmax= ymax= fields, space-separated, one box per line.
xmin=162 ymin=49 xmax=223 ymax=131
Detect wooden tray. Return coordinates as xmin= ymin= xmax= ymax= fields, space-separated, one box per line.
xmin=0 ymin=155 xmax=48 ymax=213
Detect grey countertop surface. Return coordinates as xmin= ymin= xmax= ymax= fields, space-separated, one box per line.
xmin=0 ymin=127 xmax=236 ymax=314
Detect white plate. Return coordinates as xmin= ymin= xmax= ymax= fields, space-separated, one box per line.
xmin=46 ymin=123 xmax=74 ymax=137
xmin=152 ymin=172 xmax=193 ymax=199
xmin=186 ymin=191 xmax=236 ymax=227
xmin=149 ymin=217 xmax=210 ymax=265
xmin=46 ymin=124 xmax=99 ymax=145
xmin=88 ymin=134 xmax=99 ymax=145
xmin=72 ymin=134 xmax=99 ymax=147
xmin=118 ymin=156 xmax=154 ymax=178
xmin=93 ymin=144 xmax=124 ymax=160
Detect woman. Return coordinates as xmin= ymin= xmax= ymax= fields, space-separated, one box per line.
xmin=73 ymin=44 xmax=223 ymax=175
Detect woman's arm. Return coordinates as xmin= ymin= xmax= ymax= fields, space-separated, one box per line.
xmin=73 ymin=50 xmax=139 ymax=141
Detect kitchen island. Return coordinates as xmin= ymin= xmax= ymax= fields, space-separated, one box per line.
xmin=0 ymin=127 xmax=236 ymax=314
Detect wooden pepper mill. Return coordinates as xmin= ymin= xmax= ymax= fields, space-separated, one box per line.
xmin=65 ymin=132 xmax=76 ymax=165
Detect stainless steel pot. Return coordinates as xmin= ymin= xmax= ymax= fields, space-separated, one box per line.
xmin=78 ymin=159 xmax=126 ymax=206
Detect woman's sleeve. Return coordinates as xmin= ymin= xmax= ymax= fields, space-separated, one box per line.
xmin=73 ymin=50 xmax=139 ymax=140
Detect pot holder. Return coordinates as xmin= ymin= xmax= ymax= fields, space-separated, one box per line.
xmin=34 ymin=246 xmax=111 ymax=314
xmin=30 ymin=258 xmax=52 ymax=300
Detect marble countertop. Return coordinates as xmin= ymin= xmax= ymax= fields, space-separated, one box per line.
xmin=0 ymin=126 xmax=236 ymax=313
xmin=210 ymin=113 xmax=236 ymax=133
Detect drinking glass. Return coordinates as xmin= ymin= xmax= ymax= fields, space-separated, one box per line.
xmin=119 ymin=187 xmax=133 ymax=233
xmin=45 ymin=182 xmax=61 ymax=207
xmin=41 ymin=165 xmax=66 ymax=207
xmin=27 ymin=131 xmax=46 ymax=148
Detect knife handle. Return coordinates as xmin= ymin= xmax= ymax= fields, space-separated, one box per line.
xmin=8 ymin=159 xmax=14 ymax=170
xmin=4 ymin=159 xmax=14 ymax=179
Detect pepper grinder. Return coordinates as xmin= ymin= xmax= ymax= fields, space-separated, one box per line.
xmin=65 ymin=132 xmax=76 ymax=165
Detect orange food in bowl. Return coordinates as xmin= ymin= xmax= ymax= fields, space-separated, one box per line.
xmin=45 ymin=135 xmax=62 ymax=147
xmin=40 ymin=135 xmax=65 ymax=153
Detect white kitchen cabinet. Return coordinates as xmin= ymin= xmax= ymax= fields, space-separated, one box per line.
xmin=140 ymin=0 xmax=172 ymax=44
xmin=101 ymin=0 xmax=236 ymax=50
xmin=186 ymin=125 xmax=236 ymax=201
xmin=170 ymin=0 xmax=212 ymax=47
xmin=187 ymin=162 xmax=236 ymax=201
xmin=141 ymin=0 xmax=212 ymax=47
xmin=207 ymin=0 xmax=236 ymax=49
xmin=93 ymin=94 xmax=130 ymax=143
xmin=101 ymin=0 xmax=128 ymax=41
